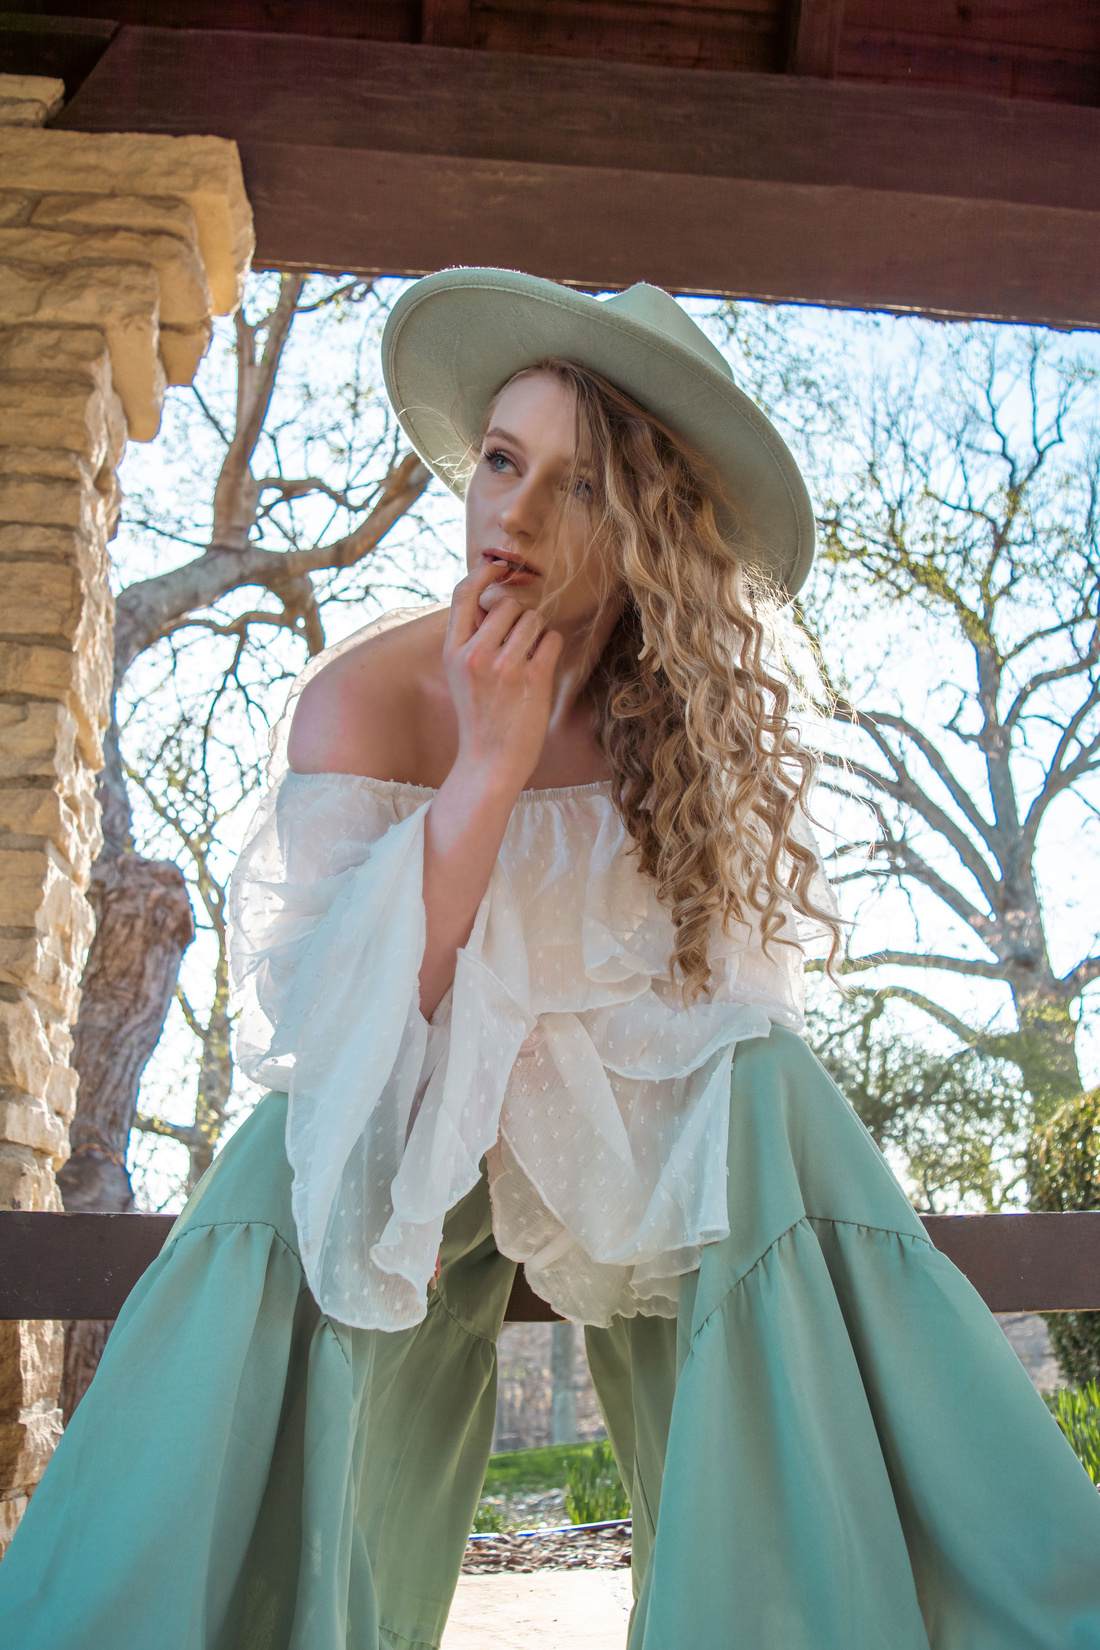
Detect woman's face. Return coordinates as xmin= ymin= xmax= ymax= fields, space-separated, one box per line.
xmin=465 ymin=371 xmax=617 ymax=631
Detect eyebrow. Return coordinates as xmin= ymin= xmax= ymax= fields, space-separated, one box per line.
xmin=483 ymin=425 xmax=524 ymax=449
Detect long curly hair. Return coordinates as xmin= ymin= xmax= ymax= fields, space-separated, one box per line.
xmin=487 ymin=358 xmax=840 ymax=1003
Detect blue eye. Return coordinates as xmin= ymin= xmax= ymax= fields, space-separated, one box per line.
xmin=484 ymin=448 xmax=512 ymax=472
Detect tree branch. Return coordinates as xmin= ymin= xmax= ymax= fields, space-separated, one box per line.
xmin=210 ymin=275 xmax=306 ymax=551
xmin=825 ymin=721 xmax=1002 ymax=907
xmin=838 ymin=950 xmax=1004 ymax=980
xmin=1061 ymin=956 xmax=1100 ymax=998
xmin=113 ymin=452 xmax=432 ymax=681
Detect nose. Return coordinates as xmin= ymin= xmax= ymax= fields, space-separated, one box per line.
xmin=498 ymin=470 xmax=549 ymax=543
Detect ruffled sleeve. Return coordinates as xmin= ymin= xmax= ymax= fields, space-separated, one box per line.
xmin=229 ymin=768 xmax=536 ymax=1331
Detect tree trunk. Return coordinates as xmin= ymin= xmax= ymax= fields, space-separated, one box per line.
xmin=1010 ymin=987 xmax=1083 ymax=1118
xmin=58 ymin=848 xmax=195 ymax=1421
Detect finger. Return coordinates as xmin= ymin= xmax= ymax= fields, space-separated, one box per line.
xmin=497 ymin=607 xmax=545 ymax=664
xmin=447 ymin=561 xmax=506 ymax=650
xmin=527 ymin=626 xmax=564 ymax=681
xmin=467 ymin=591 xmax=527 ymax=652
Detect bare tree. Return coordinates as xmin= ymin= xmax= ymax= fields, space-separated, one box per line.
xmin=718 ymin=310 xmax=1100 ymax=1116
xmin=59 ymin=273 xmax=434 ymax=1417
xmin=805 ymin=984 xmax=1027 ymax=1212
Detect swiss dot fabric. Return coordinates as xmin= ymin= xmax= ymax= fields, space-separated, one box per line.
xmin=228 ymin=612 xmax=830 ymax=1330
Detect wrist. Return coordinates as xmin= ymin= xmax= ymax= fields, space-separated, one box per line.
xmin=446 ymin=750 xmax=530 ymax=808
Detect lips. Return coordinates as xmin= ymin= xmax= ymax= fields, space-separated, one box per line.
xmin=482 ymin=550 xmax=540 ymax=584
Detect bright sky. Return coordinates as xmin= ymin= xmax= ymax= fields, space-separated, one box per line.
xmin=111 ymin=278 xmax=1100 ymax=1211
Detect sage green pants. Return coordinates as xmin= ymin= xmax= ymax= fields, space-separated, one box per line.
xmin=3 ymin=1028 xmax=1100 ymax=1649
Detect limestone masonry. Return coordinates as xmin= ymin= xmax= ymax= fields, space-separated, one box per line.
xmin=0 ymin=75 xmax=253 ymax=1553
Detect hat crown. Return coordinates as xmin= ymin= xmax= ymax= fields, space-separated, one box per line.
xmin=601 ymin=283 xmax=733 ymax=383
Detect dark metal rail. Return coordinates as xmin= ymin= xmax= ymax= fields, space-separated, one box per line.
xmin=1 ymin=1211 xmax=1099 ymax=1322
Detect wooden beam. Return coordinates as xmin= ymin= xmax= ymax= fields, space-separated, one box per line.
xmin=4 ymin=1209 xmax=1100 ymax=1320
xmin=51 ymin=26 xmax=1100 ymax=326
xmin=922 ymin=1212 xmax=1100 ymax=1314
xmin=421 ymin=0 xmax=475 ymax=48
xmin=788 ymin=0 xmax=846 ymax=77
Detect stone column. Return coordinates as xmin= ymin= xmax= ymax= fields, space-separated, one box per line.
xmin=0 ymin=75 xmax=253 ymax=1553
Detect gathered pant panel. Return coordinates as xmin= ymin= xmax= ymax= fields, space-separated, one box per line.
xmin=4 ymin=1031 xmax=1100 ymax=1650
xmin=0 ymin=1093 xmax=516 ymax=1650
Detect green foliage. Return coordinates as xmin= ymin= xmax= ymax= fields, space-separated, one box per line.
xmin=806 ymin=987 xmax=1028 ymax=1211
xmin=481 ymin=1441 xmax=587 ymax=1498
xmin=564 ymin=1440 xmax=630 ymax=1525
xmin=471 ymin=1502 xmax=506 ymax=1533
xmin=1045 ymin=1382 xmax=1100 ymax=1486
xmin=1028 ymin=1089 xmax=1100 ymax=1384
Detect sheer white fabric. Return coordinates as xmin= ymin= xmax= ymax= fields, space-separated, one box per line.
xmin=229 ymin=612 xmax=834 ymax=1331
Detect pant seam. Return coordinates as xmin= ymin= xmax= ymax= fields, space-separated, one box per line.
xmin=689 ymin=1214 xmax=935 ymax=1350
xmin=432 ymin=1279 xmax=512 ymax=1347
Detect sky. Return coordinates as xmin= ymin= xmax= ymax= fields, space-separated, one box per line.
xmin=108 ymin=277 xmax=1100 ymax=1212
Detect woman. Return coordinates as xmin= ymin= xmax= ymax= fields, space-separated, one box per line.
xmin=2 ymin=269 xmax=1099 ymax=1650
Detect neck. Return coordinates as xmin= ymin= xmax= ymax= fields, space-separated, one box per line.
xmin=547 ymin=601 xmax=622 ymax=724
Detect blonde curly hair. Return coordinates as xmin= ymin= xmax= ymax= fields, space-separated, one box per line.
xmin=487 ymin=358 xmax=840 ymax=1003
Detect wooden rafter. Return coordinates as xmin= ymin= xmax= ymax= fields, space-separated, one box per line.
xmin=53 ymin=25 xmax=1100 ymax=328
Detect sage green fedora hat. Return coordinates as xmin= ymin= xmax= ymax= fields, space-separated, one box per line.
xmin=381 ymin=267 xmax=815 ymax=598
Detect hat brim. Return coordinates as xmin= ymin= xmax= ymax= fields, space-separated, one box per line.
xmin=381 ymin=268 xmax=815 ymax=598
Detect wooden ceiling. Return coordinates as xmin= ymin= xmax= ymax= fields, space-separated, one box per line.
xmin=5 ymin=1 xmax=1100 ymax=106
xmin=4 ymin=3 xmax=1100 ymax=324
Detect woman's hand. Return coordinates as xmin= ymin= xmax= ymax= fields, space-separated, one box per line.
xmin=418 ymin=566 xmax=562 ymax=1020
xmin=443 ymin=560 xmax=563 ymax=796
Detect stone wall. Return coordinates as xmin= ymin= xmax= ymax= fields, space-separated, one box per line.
xmin=0 ymin=75 xmax=252 ymax=1553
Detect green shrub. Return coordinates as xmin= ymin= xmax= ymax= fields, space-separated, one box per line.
xmin=471 ymin=1501 xmax=506 ymax=1534
xmin=564 ymin=1440 xmax=630 ymax=1525
xmin=1028 ymin=1088 xmax=1100 ymax=1385
xmin=1045 ymin=1381 xmax=1100 ymax=1486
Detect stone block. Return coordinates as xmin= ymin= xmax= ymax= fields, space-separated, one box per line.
xmin=0 ymin=75 xmax=64 ymax=129
xmin=0 ymin=1492 xmax=29 ymax=1558
xmin=0 ymin=447 xmax=95 ymax=482
xmin=0 ymin=701 xmax=81 ymax=785
xmin=0 ymin=1316 xmax=64 ymax=1490
xmin=161 ymin=318 xmax=213 ymax=386
xmin=0 ymin=522 xmax=111 ymax=589
xmin=0 ymin=1097 xmax=67 ymax=1158
xmin=0 ymin=261 xmax=164 ymax=440
xmin=0 ymin=844 xmax=91 ymax=942
xmin=0 ymin=380 xmax=124 ymax=474
xmin=0 ymin=638 xmax=112 ymax=769
xmin=0 ymin=997 xmax=52 ymax=1102
xmin=30 ymin=191 xmax=200 ymax=247
xmin=0 ymin=788 xmax=94 ymax=881
xmin=0 ymin=1406 xmax=63 ymax=1496
xmin=0 ymin=937 xmax=81 ymax=1023
xmin=0 ymin=192 xmax=35 ymax=227
xmin=0 ymin=1142 xmax=59 ymax=1212
xmin=46 ymin=1063 xmax=78 ymax=1129
xmin=0 ymin=932 xmax=83 ymax=1024
xmin=0 ymin=225 xmax=213 ymax=328
xmin=0 ymin=559 xmax=85 ymax=642
xmin=0 ymin=471 xmax=101 ymax=534
xmin=0 ymin=129 xmax=253 ymax=315
xmin=0 ymin=1317 xmax=63 ymax=1410
xmin=0 ymin=322 xmax=111 ymax=385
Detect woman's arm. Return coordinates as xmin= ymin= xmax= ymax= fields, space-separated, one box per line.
xmin=288 ymin=561 xmax=561 ymax=1020
xmin=419 ymin=561 xmax=561 ymax=1017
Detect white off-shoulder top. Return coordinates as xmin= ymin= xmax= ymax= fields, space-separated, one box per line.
xmin=229 ymin=612 xmax=831 ymax=1332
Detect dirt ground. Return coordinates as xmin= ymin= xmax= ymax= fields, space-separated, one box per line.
xmin=442 ymin=1570 xmax=632 ymax=1649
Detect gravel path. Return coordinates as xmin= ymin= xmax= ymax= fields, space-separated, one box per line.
xmin=463 ymin=1520 xmax=632 ymax=1574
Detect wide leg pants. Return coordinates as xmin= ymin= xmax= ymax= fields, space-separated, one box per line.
xmin=2 ymin=1026 xmax=1100 ymax=1648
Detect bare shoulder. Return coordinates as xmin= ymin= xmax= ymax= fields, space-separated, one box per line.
xmin=287 ymin=609 xmax=450 ymax=779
